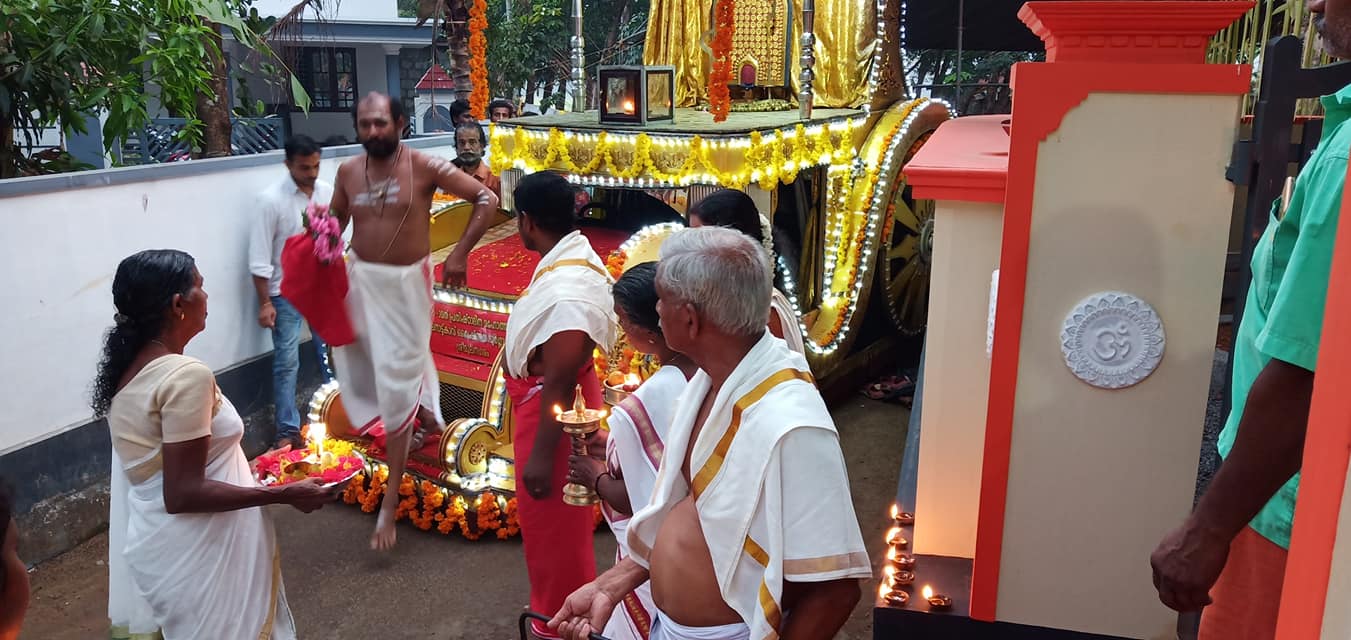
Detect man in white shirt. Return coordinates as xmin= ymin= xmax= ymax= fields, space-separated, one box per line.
xmin=248 ymin=135 xmax=336 ymax=450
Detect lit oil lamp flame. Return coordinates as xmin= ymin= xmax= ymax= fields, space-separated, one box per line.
xmin=309 ymin=422 xmax=326 ymax=456
xmin=626 ymin=373 xmax=642 ymax=387
xmin=623 ymin=100 xmax=635 ymax=114
xmin=886 ymin=547 xmax=897 ymax=561
xmin=879 ymin=579 xmax=908 ymax=606
xmin=553 ymin=404 xmax=563 ymax=417
xmin=882 ymin=565 xmax=896 ymax=580
xmin=886 ymin=526 xmax=904 ymax=545
xmin=890 ymin=503 xmax=899 ymax=519
xmin=922 ymin=584 xmax=952 ymax=609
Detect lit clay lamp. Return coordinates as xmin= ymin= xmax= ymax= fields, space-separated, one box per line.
xmin=885 ymin=525 xmax=908 ymax=548
xmin=890 ymin=503 xmax=915 ymax=526
xmin=885 ymin=549 xmax=915 ymax=584
xmin=922 ymin=585 xmax=952 ymax=611
xmin=878 ymin=581 xmax=908 ymax=608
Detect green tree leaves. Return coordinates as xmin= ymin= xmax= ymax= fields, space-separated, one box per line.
xmin=0 ymin=0 xmax=311 ymax=176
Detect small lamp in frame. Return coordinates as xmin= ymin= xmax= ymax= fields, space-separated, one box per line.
xmin=599 ymin=65 xmax=675 ymax=126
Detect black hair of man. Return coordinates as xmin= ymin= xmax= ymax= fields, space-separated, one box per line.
xmin=488 ymin=99 xmax=515 ymax=115
xmin=455 ymin=122 xmax=486 ymax=145
xmin=283 ymin=134 xmax=321 ymax=161
xmin=350 ymin=92 xmax=407 ymax=123
xmin=450 ymin=99 xmax=472 ymax=122
xmin=514 ymin=171 xmax=577 ymax=235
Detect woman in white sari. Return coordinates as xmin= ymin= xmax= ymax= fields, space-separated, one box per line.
xmin=568 ymin=262 xmax=696 ymax=640
xmin=92 ymin=250 xmax=337 ymax=640
xmin=687 ymin=189 xmax=807 ymax=354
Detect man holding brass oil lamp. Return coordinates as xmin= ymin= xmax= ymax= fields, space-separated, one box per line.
xmin=503 ymin=172 xmax=617 ymax=639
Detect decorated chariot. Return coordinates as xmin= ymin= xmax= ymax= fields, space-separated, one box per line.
xmin=308 ymin=0 xmax=950 ymax=539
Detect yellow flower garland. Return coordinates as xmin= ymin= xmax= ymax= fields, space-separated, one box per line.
xmin=487 ymin=98 xmax=941 ymax=357
xmin=489 ymin=121 xmax=858 ymax=191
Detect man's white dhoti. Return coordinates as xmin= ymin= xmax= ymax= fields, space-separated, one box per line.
xmin=628 ymin=332 xmax=871 ymax=640
xmin=332 ymin=252 xmax=441 ymax=435
xmin=650 ymin=610 xmax=749 ymax=640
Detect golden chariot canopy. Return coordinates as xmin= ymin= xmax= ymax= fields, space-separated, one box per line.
xmin=643 ymin=0 xmax=899 ymax=108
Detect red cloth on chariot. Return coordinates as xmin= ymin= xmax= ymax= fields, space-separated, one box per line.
xmin=279 ymin=232 xmax=356 ymax=346
xmin=506 ymin=363 xmax=602 ymax=639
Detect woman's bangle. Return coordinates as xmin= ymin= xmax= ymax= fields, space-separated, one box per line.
xmin=592 ymin=471 xmax=611 ymax=495
xmin=260 ymin=300 xmax=273 ymax=308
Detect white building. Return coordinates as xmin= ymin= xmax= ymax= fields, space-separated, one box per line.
xmin=228 ymin=0 xmax=439 ymax=145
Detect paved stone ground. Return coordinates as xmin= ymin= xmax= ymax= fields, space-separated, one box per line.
xmin=19 ymin=398 xmax=907 ymax=640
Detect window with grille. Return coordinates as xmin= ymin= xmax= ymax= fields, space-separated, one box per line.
xmin=297 ymin=47 xmax=357 ymax=111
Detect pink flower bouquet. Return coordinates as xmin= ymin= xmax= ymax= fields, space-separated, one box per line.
xmin=305 ymin=202 xmax=344 ymax=264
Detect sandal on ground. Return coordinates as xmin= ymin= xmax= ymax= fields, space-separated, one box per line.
xmin=863 ymin=375 xmax=914 ymax=401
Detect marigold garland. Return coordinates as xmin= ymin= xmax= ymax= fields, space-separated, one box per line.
xmin=468 ymin=0 xmax=490 ymax=120
xmin=604 ymin=249 xmax=627 ymax=280
xmin=489 ymin=122 xmax=854 ymax=192
xmin=333 ymin=450 xmax=604 ymax=541
xmin=708 ymin=0 xmax=735 ymax=122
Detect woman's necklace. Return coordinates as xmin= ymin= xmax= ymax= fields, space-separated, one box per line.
xmin=149 ymin=338 xmax=179 ymax=354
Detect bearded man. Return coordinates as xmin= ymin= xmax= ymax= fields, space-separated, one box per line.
xmin=503 ymin=172 xmax=617 ymax=639
xmin=330 ymin=92 xmax=500 ymax=550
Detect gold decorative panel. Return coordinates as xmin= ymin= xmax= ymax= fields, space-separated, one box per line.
xmin=730 ymin=0 xmax=789 ymax=87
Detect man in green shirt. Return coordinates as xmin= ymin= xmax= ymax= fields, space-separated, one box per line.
xmin=1151 ymin=1 xmax=1351 ymax=637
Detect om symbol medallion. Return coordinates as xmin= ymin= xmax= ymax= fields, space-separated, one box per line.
xmin=1060 ymin=291 xmax=1165 ymax=389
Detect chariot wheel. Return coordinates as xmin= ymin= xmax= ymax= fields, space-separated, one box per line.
xmin=878 ymin=177 xmax=936 ymax=335
xmin=441 ymin=418 xmax=501 ymax=478
xmin=874 ymin=106 xmax=947 ymax=335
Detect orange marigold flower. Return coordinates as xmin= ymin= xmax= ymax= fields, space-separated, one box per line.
xmin=468 ymin=0 xmax=490 ymax=120
xmin=708 ymin=0 xmax=735 ymax=122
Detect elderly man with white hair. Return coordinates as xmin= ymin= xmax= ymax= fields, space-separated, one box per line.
xmin=550 ymin=227 xmax=869 ymax=640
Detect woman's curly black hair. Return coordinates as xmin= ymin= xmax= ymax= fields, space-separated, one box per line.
xmin=612 ymin=262 xmax=662 ymax=336
xmin=90 ymin=250 xmax=197 ymax=416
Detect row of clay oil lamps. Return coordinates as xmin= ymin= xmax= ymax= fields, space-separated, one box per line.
xmin=878 ymin=504 xmax=952 ymax=611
